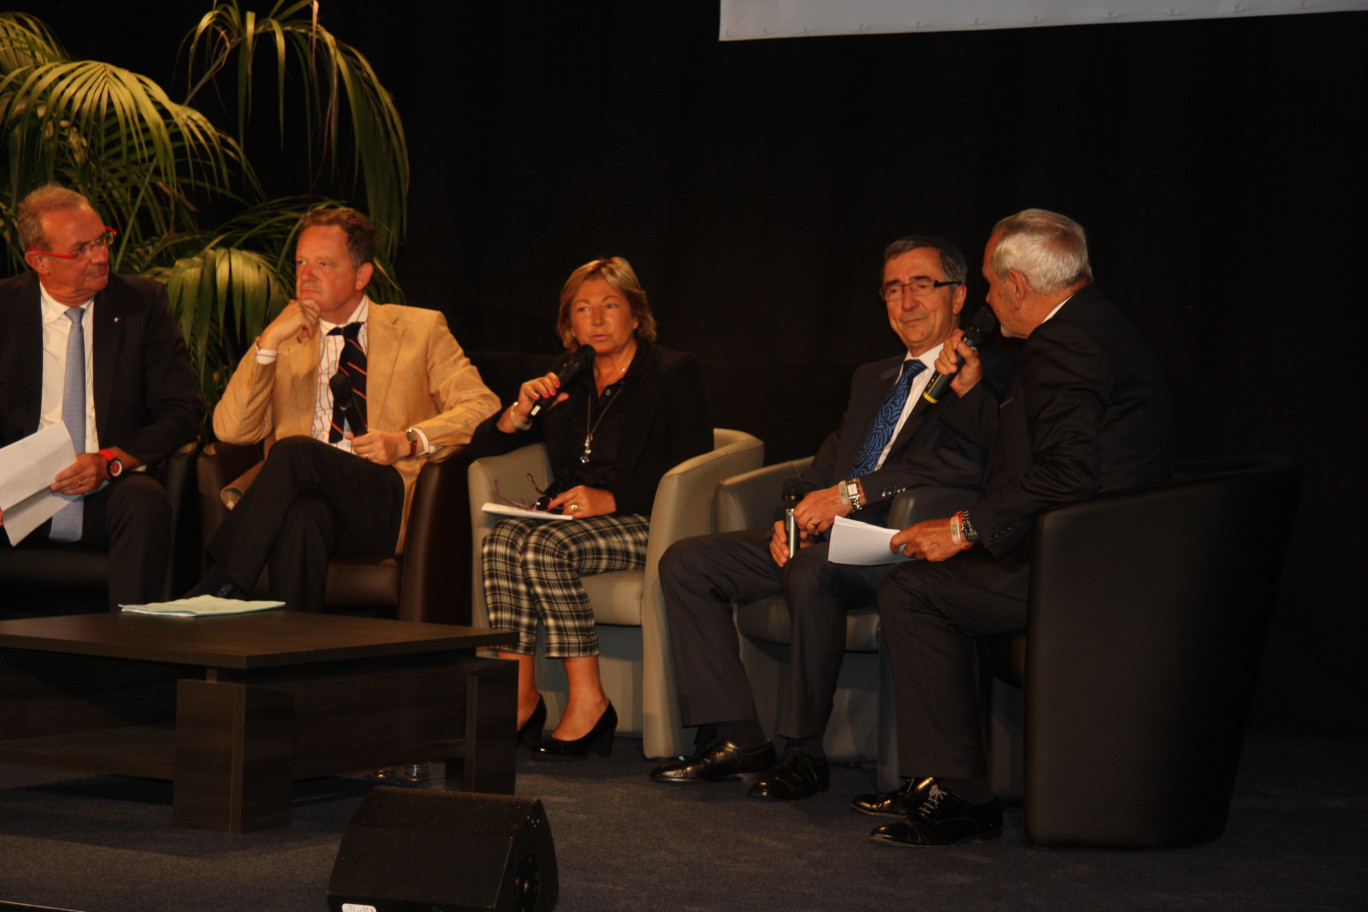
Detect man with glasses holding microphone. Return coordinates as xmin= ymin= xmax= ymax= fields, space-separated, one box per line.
xmin=0 ymin=183 xmax=201 ymax=608
xmin=653 ymin=236 xmax=1012 ymax=800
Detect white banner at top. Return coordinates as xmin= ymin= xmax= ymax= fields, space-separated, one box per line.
xmin=719 ymin=0 xmax=1368 ymax=40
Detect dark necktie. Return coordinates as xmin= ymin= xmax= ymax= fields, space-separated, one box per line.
xmin=328 ymin=322 xmax=367 ymax=443
xmin=50 ymin=307 xmax=87 ymax=541
xmin=849 ymin=360 xmax=923 ymax=478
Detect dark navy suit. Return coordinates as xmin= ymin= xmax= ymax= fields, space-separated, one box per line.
xmin=663 ymin=348 xmax=1011 ymax=739
xmin=879 ymin=284 xmax=1173 ymax=781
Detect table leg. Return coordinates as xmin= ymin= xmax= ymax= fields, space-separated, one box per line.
xmin=173 ymin=679 xmax=295 ymax=832
xmin=447 ymin=658 xmax=517 ymax=795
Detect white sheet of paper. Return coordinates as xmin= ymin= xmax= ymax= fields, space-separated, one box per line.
xmin=482 ymin=502 xmax=573 ymax=521
xmin=827 ymin=516 xmax=910 ymax=565
xmin=0 ymin=423 xmax=78 ymax=544
xmin=119 ymin=595 xmax=285 ymax=617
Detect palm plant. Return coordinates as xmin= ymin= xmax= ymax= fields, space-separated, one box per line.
xmin=0 ymin=2 xmax=409 ymax=416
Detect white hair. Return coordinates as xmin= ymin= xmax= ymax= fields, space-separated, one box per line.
xmin=991 ymin=208 xmax=1093 ymax=294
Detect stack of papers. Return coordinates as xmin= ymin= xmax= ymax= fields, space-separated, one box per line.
xmin=0 ymin=423 xmax=78 ymax=543
xmin=827 ymin=516 xmax=911 ymax=565
xmin=120 ymin=596 xmax=285 ymax=618
xmin=482 ymin=502 xmax=571 ymax=521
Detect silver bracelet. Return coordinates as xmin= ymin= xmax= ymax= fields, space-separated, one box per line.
xmin=508 ymin=404 xmax=532 ymax=432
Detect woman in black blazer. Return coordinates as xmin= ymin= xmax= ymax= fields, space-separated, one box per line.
xmin=469 ymin=257 xmax=712 ymax=759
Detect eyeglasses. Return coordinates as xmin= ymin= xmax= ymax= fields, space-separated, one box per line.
xmin=494 ymin=474 xmax=558 ymax=512
xmin=29 ymin=226 xmax=118 ymax=261
xmin=878 ymin=276 xmax=960 ymax=301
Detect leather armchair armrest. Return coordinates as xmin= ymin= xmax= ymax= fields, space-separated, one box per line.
xmin=713 ymin=457 xmax=813 ymax=533
xmin=887 ymin=485 xmax=980 ymax=529
xmin=195 ymin=440 xmax=265 ymax=569
xmin=398 ymin=445 xmax=473 ymax=625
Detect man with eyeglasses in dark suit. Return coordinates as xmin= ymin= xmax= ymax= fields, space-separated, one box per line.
xmin=653 ymin=236 xmax=1012 ymax=800
xmin=0 ymin=183 xmax=201 ymax=608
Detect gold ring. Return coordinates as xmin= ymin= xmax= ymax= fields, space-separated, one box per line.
xmin=570 ymin=504 xmax=580 ymax=512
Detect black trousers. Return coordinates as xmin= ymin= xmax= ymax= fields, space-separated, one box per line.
xmin=206 ymin=436 xmax=404 ymax=612
xmin=660 ymin=529 xmax=888 ymax=741
xmin=22 ymin=474 xmax=173 ymax=610
xmin=877 ymin=549 xmax=1029 ymax=782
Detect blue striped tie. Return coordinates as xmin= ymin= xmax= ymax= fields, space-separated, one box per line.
xmin=50 ymin=307 xmax=86 ymax=541
xmin=849 ymin=360 xmax=923 ymax=479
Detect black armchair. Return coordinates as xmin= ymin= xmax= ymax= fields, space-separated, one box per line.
xmin=978 ymin=455 xmax=1302 ymax=848
xmin=196 ymin=441 xmax=473 ymax=624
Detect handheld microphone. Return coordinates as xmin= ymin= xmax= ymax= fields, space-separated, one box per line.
xmin=529 ymin=344 xmax=596 ymax=419
xmin=922 ymin=307 xmax=999 ymax=405
xmin=782 ymin=477 xmax=805 ymax=559
xmin=329 ymin=372 xmax=367 ymax=436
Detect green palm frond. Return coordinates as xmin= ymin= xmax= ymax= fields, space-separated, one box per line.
xmin=0 ymin=13 xmax=64 ymax=74
xmin=151 ymin=245 xmax=290 ymax=406
xmin=183 ymin=0 xmax=409 ymax=259
xmin=0 ymin=57 xmax=253 ymax=274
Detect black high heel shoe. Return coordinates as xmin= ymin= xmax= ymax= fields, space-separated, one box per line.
xmin=530 ymin=703 xmax=617 ymax=760
xmin=518 ymin=697 xmax=547 ymax=747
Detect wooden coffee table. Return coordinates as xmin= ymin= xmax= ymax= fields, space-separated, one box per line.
xmin=0 ymin=611 xmax=517 ymax=833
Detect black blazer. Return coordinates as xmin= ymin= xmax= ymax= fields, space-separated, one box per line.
xmin=469 ymin=340 xmax=713 ymax=516
xmin=0 ymin=271 xmax=202 ymax=465
xmin=800 ymin=349 xmax=1013 ymax=525
xmin=945 ymin=284 xmax=1173 ymax=558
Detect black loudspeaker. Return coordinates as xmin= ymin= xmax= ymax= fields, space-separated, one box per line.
xmin=327 ymin=787 xmax=558 ymax=912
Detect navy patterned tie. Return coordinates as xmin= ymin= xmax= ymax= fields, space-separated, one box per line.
xmin=50 ymin=307 xmax=86 ymax=541
xmin=849 ymin=360 xmax=923 ymax=478
xmin=328 ymin=322 xmax=367 ymax=442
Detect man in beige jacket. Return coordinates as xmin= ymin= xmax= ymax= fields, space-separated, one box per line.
xmin=191 ymin=206 xmax=499 ymax=611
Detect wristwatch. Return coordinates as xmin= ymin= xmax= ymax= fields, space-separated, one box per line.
xmin=841 ymin=479 xmax=863 ymax=513
xmin=405 ymin=428 xmax=420 ymax=458
xmin=99 ymin=448 xmax=124 ymax=478
xmin=959 ymin=510 xmax=980 ymax=544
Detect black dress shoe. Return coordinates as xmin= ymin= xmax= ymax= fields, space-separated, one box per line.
xmin=530 ymin=703 xmax=616 ymax=760
xmin=518 ymin=696 xmax=547 ymax=747
xmin=850 ymin=776 xmax=934 ymax=817
xmin=869 ymin=784 xmax=1003 ymax=848
xmin=650 ymin=736 xmax=775 ymax=783
xmin=748 ymin=748 xmax=829 ymax=800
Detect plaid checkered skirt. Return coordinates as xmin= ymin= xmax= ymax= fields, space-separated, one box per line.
xmin=482 ymin=513 xmax=651 ymax=657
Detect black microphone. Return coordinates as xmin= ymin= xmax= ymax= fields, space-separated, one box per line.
xmin=528 ymin=344 xmax=596 ymax=419
xmin=782 ymin=477 xmax=805 ymax=559
xmin=329 ymin=372 xmax=367 ymax=436
xmin=922 ymin=307 xmax=999 ymax=405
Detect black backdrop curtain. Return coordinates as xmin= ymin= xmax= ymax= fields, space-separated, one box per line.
xmin=16 ymin=2 xmax=1368 ymax=738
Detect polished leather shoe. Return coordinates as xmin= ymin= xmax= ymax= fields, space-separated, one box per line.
xmin=748 ymin=748 xmax=829 ymax=800
xmin=530 ymin=703 xmax=616 ymax=760
xmin=650 ymin=736 xmax=775 ymax=783
xmin=518 ymin=696 xmax=547 ymax=747
xmin=850 ymin=776 xmax=934 ymax=817
xmin=869 ymin=784 xmax=1002 ymax=847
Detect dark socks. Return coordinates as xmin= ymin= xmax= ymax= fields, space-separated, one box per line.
xmin=782 ymin=734 xmax=826 ymax=760
xmin=935 ymin=776 xmax=995 ymax=805
xmin=715 ymin=719 xmax=767 ymax=749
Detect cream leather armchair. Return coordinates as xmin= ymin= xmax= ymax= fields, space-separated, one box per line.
xmin=468 ymin=428 xmax=764 ymax=759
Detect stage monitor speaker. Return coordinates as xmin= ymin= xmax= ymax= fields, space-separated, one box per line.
xmin=327 ymin=787 xmax=557 ymax=912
